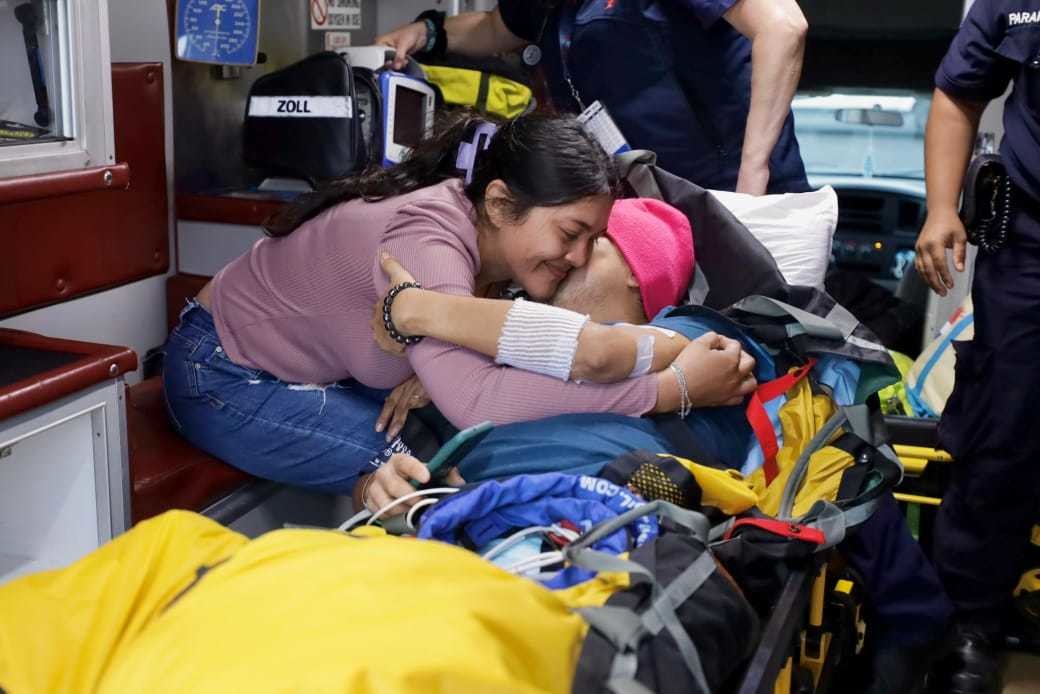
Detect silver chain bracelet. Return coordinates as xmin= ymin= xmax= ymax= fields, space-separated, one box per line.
xmin=669 ymin=363 xmax=692 ymax=419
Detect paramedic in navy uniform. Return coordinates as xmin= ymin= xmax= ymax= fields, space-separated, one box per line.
xmin=376 ymin=0 xmax=810 ymax=195
xmin=915 ymin=1 xmax=1040 ymax=692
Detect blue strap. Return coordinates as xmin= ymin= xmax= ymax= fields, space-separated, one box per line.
xmin=908 ymin=314 xmax=974 ymax=415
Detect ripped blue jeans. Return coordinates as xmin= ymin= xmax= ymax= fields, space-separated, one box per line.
xmin=161 ymin=302 xmax=410 ymax=494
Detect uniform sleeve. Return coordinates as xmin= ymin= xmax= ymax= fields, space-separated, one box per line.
xmin=375 ymin=198 xmax=659 ymax=429
xmin=662 ymin=0 xmax=739 ymax=28
xmin=935 ymin=0 xmax=1016 ymax=101
xmin=496 ymin=0 xmax=545 ymax=42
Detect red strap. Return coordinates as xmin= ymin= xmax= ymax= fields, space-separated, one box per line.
xmin=746 ymin=359 xmax=817 ymax=485
xmin=723 ymin=517 xmax=826 ymax=545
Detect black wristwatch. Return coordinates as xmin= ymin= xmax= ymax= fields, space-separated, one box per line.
xmin=414 ymin=10 xmax=447 ymax=61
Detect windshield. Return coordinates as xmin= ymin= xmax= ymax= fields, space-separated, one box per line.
xmin=792 ymin=91 xmax=931 ymax=180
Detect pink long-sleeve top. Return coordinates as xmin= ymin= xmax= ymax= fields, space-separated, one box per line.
xmin=209 ymin=178 xmax=658 ymax=428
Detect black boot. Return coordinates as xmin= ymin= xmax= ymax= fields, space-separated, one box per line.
xmin=863 ymin=636 xmax=945 ymax=694
xmin=927 ymin=624 xmax=1003 ymax=694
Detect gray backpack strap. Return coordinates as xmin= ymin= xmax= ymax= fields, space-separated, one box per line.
xmin=572 ymin=550 xmax=714 ymax=694
xmin=608 ymin=678 xmax=656 ymax=694
xmin=566 ymin=500 xmax=710 ymax=556
xmin=685 ymin=266 xmax=711 ymax=306
xmin=568 ymin=501 xmax=715 ymax=694
xmin=575 ymin=605 xmax=647 ymax=651
xmin=842 ymin=404 xmax=872 ymax=441
xmin=615 ymin=149 xmax=662 ymax=200
xmin=734 ymin=295 xmax=845 ymax=341
xmin=709 ymin=517 xmax=735 ymax=542
xmin=797 ymin=500 xmax=849 ymax=550
xmin=777 ymin=409 xmax=849 ymax=520
xmin=824 ymin=301 xmax=862 ymax=339
xmin=639 ymin=552 xmax=715 ymax=692
xmin=784 ymin=405 xmax=899 ymax=548
xmin=568 ymin=548 xmax=657 ymax=587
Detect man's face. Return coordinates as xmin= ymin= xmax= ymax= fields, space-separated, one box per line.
xmin=551 ymin=237 xmax=646 ymax=324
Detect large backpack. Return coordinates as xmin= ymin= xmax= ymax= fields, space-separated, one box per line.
xmin=415 ymin=475 xmax=760 ymax=694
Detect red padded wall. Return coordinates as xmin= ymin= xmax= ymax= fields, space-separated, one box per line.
xmin=0 ymin=63 xmax=170 ymax=317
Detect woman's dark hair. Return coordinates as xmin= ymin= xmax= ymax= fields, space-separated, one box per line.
xmin=262 ymin=108 xmax=618 ymax=237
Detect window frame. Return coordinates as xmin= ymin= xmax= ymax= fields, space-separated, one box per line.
xmin=0 ymin=0 xmax=115 ymax=180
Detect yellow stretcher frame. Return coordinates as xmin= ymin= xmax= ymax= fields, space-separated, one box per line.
xmin=893 ymin=443 xmax=952 ymax=507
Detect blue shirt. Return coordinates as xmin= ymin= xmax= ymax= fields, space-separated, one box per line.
xmin=936 ymin=0 xmax=1040 ymax=203
xmin=497 ymin=0 xmax=810 ymax=193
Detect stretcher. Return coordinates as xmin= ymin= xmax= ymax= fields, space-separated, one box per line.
xmin=0 ymin=150 xmax=896 ymax=692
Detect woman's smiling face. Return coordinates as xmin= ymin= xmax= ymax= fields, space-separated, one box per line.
xmin=494 ymin=192 xmax=613 ymax=300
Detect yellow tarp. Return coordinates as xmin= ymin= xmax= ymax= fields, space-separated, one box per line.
xmin=0 ymin=511 xmax=587 ymax=694
xmin=420 ymin=64 xmax=532 ymax=118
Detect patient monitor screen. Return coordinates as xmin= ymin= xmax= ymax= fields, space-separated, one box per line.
xmin=392 ymin=86 xmax=426 ymax=149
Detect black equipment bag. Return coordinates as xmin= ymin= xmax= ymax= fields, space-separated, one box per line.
xmin=243 ymin=51 xmax=364 ymax=184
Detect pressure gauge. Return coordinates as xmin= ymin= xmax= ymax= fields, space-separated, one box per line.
xmin=175 ymin=0 xmax=260 ymax=65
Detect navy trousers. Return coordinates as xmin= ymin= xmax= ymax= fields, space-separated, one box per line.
xmin=934 ymin=203 xmax=1040 ymax=626
xmin=843 ymin=493 xmax=953 ymax=645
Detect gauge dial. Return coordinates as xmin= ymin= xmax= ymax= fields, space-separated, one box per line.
xmin=179 ymin=0 xmax=254 ymax=61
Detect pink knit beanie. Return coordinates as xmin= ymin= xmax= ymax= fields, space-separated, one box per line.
xmin=604 ymin=198 xmax=695 ymax=320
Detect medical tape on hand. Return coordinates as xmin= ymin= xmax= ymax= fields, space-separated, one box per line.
xmin=496 ymin=298 xmax=589 ymax=381
xmin=629 ymin=332 xmax=656 ymax=378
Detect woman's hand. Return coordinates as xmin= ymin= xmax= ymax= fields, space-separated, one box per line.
xmin=357 ymin=453 xmax=466 ymax=516
xmin=376 ymin=375 xmax=431 ymax=440
xmin=371 ymin=252 xmax=423 ymax=356
xmin=659 ymin=332 xmax=757 ymax=410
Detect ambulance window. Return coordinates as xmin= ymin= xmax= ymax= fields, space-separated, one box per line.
xmin=0 ymin=0 xmax=113 ymax=178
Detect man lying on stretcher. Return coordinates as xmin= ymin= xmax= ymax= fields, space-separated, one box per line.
xmin=367 ymin=197 xmax=954 ymax=694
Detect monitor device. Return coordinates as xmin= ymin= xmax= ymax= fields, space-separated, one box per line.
xmin=379 ymin=72 xmax=435 ymax=167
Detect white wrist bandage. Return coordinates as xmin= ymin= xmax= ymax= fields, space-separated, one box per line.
xmin=629 ymin=333 xmax=656 ymax=378
xmin=496 ymin=298 xmax=589 ymax=381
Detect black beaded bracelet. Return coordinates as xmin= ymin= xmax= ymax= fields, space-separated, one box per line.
xmin=383 ymin=282 xmax=424 ymax=346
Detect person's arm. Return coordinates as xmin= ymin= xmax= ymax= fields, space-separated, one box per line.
xmin=375 ymin=9 xmax=526 ymax=71
xmin=914 ymin=89 xmax=985 ymax=296
xmin=409 ymin=329 xmax=754 ymax=429
xmin=374 ymin=199 xmax=755 ymax=429
xmin=380 ymin=254 xmax=688 ymax=383
xmin=721 ymin=0 xmax=807 ymax=195
xmin=399 ymin=292 xmax=688 ymax=382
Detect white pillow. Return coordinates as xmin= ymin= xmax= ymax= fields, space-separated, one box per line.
xmin=709 ymin=186 xmax=838 ymax=289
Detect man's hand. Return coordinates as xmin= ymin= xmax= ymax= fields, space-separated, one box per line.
xmin=915 ymin=210 xmax=968 ymax=296
xmin=671 ymin=332 xmax=757 ymax=408
xmin=736 ymin=161 xmax=770 ymax=196
xmin=360 ymin=453 xmax=465 ymax=515
xmin=374 ymin=21 xmax=428 ymax=70
xmin=376 ymin=375 xmax=430 ymax=440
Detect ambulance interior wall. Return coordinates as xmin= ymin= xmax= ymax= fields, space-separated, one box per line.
xmin=172 ymin=1 xmax=377 ymax=193
xmin=0 ymin=0 xmax=176 ymax=383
